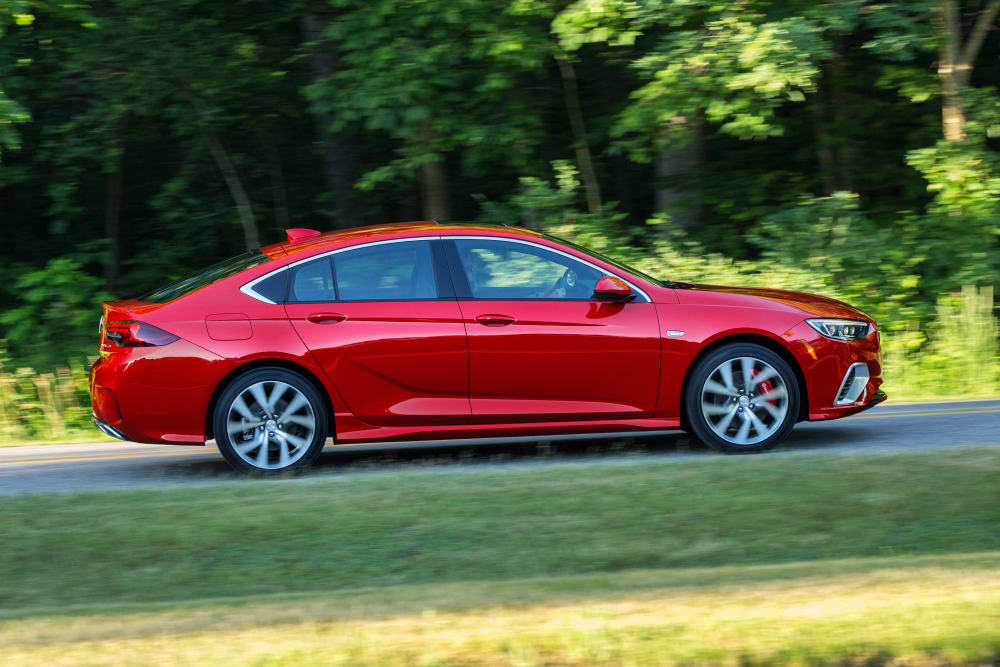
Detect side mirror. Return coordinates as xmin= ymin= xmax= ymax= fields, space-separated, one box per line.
xmin=593 ymin=275 xmax=634 ymax=301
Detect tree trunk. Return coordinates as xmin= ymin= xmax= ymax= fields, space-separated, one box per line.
xmin=301 ymin=14 xmax=359 ymax=228
xmin=605 ymin=64 xmax=635 ymax=218
xmin=263 ymin=132 xmax=290 ymax=229
xmin=937 ymin=0 xmax=1000 ymax=142
xmin=826 ymin=50 xmax=854 ymax=191
xmin=809 ymin=91 xmax=837 ymax=195
xmin=555 ymin=52 xmax=602 ymax=214
xmin=417 ymin=119 xmax=450 ymax=220
xmin=939 ymin=0 xmax=967 ymax=142
xmin=654 ymin=113 xmax=704 ymax=230
xmin=205 ymin=133 xmax=260 ymax=250
xmin=104 ymin=143 xmax=123 ymax=293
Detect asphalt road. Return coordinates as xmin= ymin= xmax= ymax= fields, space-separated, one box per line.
xmin=1 ymin=399 xmax=998 ymax=495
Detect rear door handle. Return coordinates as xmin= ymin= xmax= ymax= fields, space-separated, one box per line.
xmin=475 ymin=313 xmax=516 ymax=326
xmin=307 ymin=312 xmax=347 ymax=324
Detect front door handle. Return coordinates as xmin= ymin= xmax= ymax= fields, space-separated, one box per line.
xmin=307 ymin=312 xmax=347 ymax=324
xmin=475 ymin=313 xmax=516 ymax=326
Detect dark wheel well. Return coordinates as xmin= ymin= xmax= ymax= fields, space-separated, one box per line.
xmin=679 ymin=334 xmax=809 ymax=427
xmin=205 ymin=359 xmax=336 ymax=441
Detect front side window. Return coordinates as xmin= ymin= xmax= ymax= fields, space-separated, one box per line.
xmin=334 ymin=240 xmax=438 ymax=301
xmin=452 ymin=239 xmax=602 ymax=300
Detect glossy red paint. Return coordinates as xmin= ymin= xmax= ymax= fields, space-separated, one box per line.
xmin=458 ymin=299 xmax=661 ymax=422
xmin=91 ymin=222 xmax=883 ymax=452
xmin=593 ymin=275 xmax=633 ymax=300
xmin=285 ymin=228 xmax=322 ymax=243
xmin=285 ymin=300 xmax=470 ymax=426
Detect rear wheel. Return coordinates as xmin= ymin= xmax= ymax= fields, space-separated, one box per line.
xmin=213 ymin=368 xmax=328 ymax=472
xmin=684 ymin=344 xmax=799 ymax=454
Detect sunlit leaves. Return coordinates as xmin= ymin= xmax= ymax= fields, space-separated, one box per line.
xmin=307 ymin=0 xmax=552 ymax=189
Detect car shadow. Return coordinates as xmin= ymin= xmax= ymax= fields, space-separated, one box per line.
xmin=312 ymin=431 xmax=703 ymax=472
xmin=146 ymin=422 xmax=870 ymax=482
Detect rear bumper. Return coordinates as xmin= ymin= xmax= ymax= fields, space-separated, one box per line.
xmin=93 ymin=414 xmax=129 ymax=441
xmin=89 ymin=340 xmax=221 ymax=444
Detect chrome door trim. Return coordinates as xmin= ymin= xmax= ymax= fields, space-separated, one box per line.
xmin=241 ymin=234 xmax=652 ymax=304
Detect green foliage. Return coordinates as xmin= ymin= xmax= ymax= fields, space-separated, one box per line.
xmin=0 ymin=1 xmax=33 ymax=158
xmin=1 ymin=0 xmax=999 ymax=439
xmin=0 ymin=259 xmax=108 ymax=371
xmin=0 ymin=342 xmax=94 ymax=441
xmin=306 ymin=0 xmax=551 ymax=190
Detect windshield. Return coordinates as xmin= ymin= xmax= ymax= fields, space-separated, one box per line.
xmin=544 ymin=234 xmax=667 ymax=287
xmin=138 ymin=250 xmax=270 ymax=303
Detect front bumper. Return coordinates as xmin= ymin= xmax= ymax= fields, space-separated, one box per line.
xmin=853 ymin=389 xmax=888 ymax=415
xmin=782 ymin=320 xmax=884 ymax=421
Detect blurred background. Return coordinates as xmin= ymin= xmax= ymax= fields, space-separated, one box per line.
xmin=1 ymin=0 xmax=999 ymax=442
xmin=2 ymin=4 xmax=1000 ymax=665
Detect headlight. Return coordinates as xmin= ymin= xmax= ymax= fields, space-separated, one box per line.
xmin=805 ymin=318 xmax=871 ymax=341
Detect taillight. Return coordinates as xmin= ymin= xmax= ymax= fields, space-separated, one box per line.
xmin=104 ymin=321 xmax=179 ymax=348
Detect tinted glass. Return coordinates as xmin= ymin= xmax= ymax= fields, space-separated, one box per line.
xmin=139 ymin=250 xmax=270 ymax=304
xmin=289 ymin=258 xmax=335 ymax=303
xmin=544 ymin=233 xmax=665 ymax=287
xmin=253 ymin=271 xmax=288 ymax=303
xmin=334 ymin=241 xmax=437 ymax=301
xmin=453 ymin=239 xmax=602 ymax=299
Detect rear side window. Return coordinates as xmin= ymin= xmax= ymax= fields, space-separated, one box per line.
xmin=252 ymin=271 xmax=288 ymax=303
xmin=334 ymin=241 xmax=437 ymax=301
xmin=139 ymin=250 xmax=269 ymax=304
xmin=288 ymin=258 xmax=335 ymax=303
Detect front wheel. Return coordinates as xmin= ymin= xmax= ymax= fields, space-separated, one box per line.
xmin=684 ymin=344 xmax=799 ymax=454
xmin=213 ymin=368 xmax=329 ymax=472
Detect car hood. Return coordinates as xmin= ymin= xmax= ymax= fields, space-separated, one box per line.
xmin=672 ymin=282 xmax=871 ymax=321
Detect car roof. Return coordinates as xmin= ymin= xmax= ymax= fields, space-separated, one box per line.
xmin=260 ymin=221 xmax=544 ymax=259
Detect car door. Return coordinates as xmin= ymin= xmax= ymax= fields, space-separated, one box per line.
xmin=443 ymin=236 xmax=661 ymax=423
xmin=283 ymin=238 xmax=470 ymax=426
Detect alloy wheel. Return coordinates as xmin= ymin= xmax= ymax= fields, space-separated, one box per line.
xmin=700 ymin=356 xmax=789 ymax=446
xmin=226 ymin=381 xmax=316 ymax=469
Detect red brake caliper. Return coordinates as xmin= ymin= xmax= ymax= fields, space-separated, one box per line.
xmin=752 ymin=369 xmax=778 ymax=407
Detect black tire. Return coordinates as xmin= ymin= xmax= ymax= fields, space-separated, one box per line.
xmin=684 ymin=343 xmax=800 ymax=454
xmin=213 ymin=367 xmax=329 ymax=473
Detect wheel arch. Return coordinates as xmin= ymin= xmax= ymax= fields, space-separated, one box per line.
xmin=679 ymin=333 xmax=809 ymax=427
xmin=204 ymin=358 xmax=336 ymax=442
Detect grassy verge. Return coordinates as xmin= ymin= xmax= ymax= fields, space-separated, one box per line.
xmin=2 ymin=449 xmax=998 ymax=663
xmin=3 ymin=554 xmax=998 ymax=665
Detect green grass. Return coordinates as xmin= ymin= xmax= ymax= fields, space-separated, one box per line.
xmin=2 ymin=555 xmax=998 ymax=665
xmin=3 ymin=449 xmax=999 ymax=664
xmin=3 ymin=449 xmax=998 ymax=611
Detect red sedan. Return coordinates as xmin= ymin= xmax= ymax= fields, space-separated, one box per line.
xmin=91 ymin=222 xmax=884 ymax=472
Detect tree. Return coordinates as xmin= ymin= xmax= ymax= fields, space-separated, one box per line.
xmin=305 ymin=0 xmax=553 ymax=220
xmin=0 ymin=7 xmax=31 ymax=160
xmin=555 ymin=1 xmax=832 ymax=229
xmin=937 ymin=0 xmax=1000 ymax=141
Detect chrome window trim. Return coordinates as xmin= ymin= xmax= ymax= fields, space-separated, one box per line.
xmin=240 ymin=235 xmax=651 ymax=304
xmin=240 ymin=237 xmax=433 ymax=304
